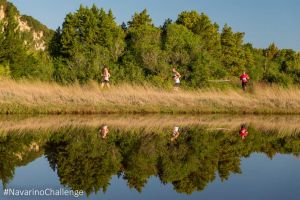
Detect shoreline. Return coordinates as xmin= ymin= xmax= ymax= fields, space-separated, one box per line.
xmin=2 ymin=104 xmax=300 ymax=115
xmin=1 ymin=114 xmax=300 ymax=135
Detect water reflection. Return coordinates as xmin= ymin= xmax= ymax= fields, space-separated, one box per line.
xmin=0 ymin=133 xmax=44 ymax=188
xmin=1 ymin=123 xmax=300 ymax=196
xmin=239 ymin=124 xmax=249 ymax=140
xmin=99 ymin=125 xmax=109 ymax=139
xmin=171 ymin=126 xmax=180 ymax=141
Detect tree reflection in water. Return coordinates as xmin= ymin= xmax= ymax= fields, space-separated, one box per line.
xmin=1 ymin=125 xmax=300 ymax=195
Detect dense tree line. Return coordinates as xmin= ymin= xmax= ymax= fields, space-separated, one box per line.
xmin=1 ymin=2 xmax=300 ymax=87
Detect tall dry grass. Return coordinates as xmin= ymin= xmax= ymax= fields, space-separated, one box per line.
xmin=1 ymin=114 xmax=300 ymax=136
xmin=1 ymin=79 xmax=300 ymax=114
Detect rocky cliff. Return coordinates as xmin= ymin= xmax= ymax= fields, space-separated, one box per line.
xmin=0 ymin=1 xmax=53 ymax=51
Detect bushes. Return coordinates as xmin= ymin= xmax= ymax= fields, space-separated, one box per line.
xmin=0 ymin=63 xmax=10 ymax=78
xmin=262 ymin=70 xmax=292 ymax=86
xmin=52 ymin=58 xmax=75 ymax=84
xmin=289 ymin=69 xmax=300 ymax=84
xmin=8 ymin=52 xmax=53 ymax=81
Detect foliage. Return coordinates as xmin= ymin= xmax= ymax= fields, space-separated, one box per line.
xmin=2 ymin=125 xmax=300 ymax=194
xmin=220 ymin=24 xmax=246 ymax=75
xmin=42 ymin=126 xmax=300 ymax=195
xmin=0 ymin=0 xmax=54 ymax=81
xmin=127 ymin=9 xmax=153 ymax=28
xmin=0 ymin=62 xmax=10 ymax=77
xmin=0 ymin=132 xmax=45 ymax=188
xmin=176 ymin=11 xmax=221 ymax=55
xmin=0 ymin=2 xmax=299 ymax=87
xmin=49 ymin=5 xmax=125 ymax=84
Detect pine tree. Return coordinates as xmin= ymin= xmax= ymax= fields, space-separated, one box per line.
xmin=220 ymin=24 xmax=246 ymax=75
xmin=127 ymin=9 xmax=153 ymax=28
xmin=48 ymin=27 xmax=62 ymax=57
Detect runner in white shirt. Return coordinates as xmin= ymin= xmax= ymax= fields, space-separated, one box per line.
xmin=172 ymin=68 xmax=181 ymax=90
xmin=171 ymin=126 xmax=180 ymax=141
xmin=100 ymin=125 xmax=109 ymax=139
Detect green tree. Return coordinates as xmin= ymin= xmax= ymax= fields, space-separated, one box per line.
xmin=127 ymin=9 xmax=153 ymax=28
xmin=164 ymin=24 xmax=221 ymax=87
xmin=49 ymin=27 xmax=63 ymax=58
xmin=176 ymin=11 xmax=221 ymax=55
xmin=120 ymin=10 xmax=170 ymax=85
xmin=220 ymin=24 xmax=246 ymax=75
xmin=55 ymin=4 xmax=125 ymax=83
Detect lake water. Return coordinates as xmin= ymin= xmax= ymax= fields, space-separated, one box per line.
xmin=0 ymin=115 xmax=300 ymax=200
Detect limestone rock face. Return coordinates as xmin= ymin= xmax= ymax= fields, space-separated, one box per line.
xmin=17 ymin=16 xmax=31 ymax=32
xmin=0 ymin=5 xmax=5 ymax=20
xmin=0 ymin=1 xmax=53 ymax=51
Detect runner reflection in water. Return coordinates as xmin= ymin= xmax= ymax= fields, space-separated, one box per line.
xmin=239 ymin=124 xmax=248 ymax=140
xmin=171 ymin=126 xmax=180 ymax=141
xmin=100 ymin=125 xmax=109 ymax=139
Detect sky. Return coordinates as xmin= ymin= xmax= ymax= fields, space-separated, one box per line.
xmin=8 ymin=0 xmax=300 ymax=51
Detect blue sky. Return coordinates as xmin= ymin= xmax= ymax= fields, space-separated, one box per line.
xmin=9 ymin=0 xmax=300 ymax=51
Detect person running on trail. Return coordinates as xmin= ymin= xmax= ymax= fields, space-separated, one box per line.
xmin=240 ymin=72 xmax=250 ymax=91
xmin=239 ymin=124 xmax=248 ymax=140
xmin=172 ymin=68 xmax=181 ymax=90
xmin=171 ymin=126 xmax=180 ymax=141
xmin=101 ymin=67 xmax=111 ymax=88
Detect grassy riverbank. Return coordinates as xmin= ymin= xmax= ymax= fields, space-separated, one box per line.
xmin=1 ymin=79 xmax=300 ymax=114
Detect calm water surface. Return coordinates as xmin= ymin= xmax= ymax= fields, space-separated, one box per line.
xmin=0 ymin=115 xmax=300 ymax=200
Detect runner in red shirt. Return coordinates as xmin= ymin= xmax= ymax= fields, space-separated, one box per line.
xmin=239 ymin=124 xmax=248 ymax=140
xmin=240 ymin=72 xmax=250 ymax=91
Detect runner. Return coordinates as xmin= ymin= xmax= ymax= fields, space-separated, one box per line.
xmin=172 ymin=68 xmax=181 ymax=90
xmin=240 ymin=72 xmax=250 ymax=91
xmin=239 ymin=124 xmax=248 ymax=140
xmin=171 ymin=126 xmax=180 ymax=141
xmin=101 ymin=67 xmax=111 ymax=88
xmin=100 ymin=125 xmax=109 ymax=139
